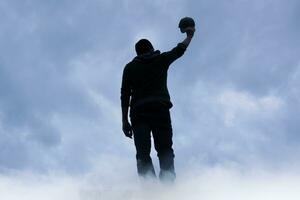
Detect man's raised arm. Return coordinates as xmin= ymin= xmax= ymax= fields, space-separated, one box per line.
xmin=181 ymin=27 xmax=195 ymax=48
xmin=163 ymin=27 xmax=195 ymax=66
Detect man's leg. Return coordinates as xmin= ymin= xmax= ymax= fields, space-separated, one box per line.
xmin=131 ymin=119 xmax=156 ymax=178
xmin=151 ymin=109 xmax=175 ymax=183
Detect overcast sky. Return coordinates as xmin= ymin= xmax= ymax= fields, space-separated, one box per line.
xmin=0 ymin=0 xmax=300 ymax=179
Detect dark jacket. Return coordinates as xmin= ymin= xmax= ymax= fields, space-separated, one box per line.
xmin=121 ymin=43 xmax=187 ymax=115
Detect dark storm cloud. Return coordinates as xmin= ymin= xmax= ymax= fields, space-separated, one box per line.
xmin=0 ymin=0 xmax=110 ymax=171
xmin=0 ymin=0 xmax=299 ymax=173
xmin=168 ymin=0 xmax=300 ymax=169
xmin=0 ymin=0 xmax=187 ymax=172
xmin=177 ymin=0 xmax=299 ymax=94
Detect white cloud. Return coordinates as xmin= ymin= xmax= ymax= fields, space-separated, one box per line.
xmin=218 ymin=89 xmax=283 ymax=126
xmin=1 ymin=166 xmax=300 ymax=200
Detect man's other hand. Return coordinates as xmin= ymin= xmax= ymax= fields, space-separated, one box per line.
xmin=122 ymin=121 xmax=133 ymax=139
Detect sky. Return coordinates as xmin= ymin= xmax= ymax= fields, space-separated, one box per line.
xmin=0 ymin=0 xmax=300 ymax=199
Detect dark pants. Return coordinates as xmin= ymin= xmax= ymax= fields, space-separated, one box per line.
xmin=130 ymin=103 xmax=175 ymax=182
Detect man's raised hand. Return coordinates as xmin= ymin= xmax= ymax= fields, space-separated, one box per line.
xmin=185 ymin=27 xmax=195 ymax=38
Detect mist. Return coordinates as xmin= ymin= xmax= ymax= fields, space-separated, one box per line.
xmin=1 ymin=164 xmax=300 ymax=200
xmin=0 ymin=0 xmax=299 ymax=199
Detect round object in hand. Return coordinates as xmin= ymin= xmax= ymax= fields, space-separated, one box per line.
xmin=178 ymin=17 xmax=195 ymax=33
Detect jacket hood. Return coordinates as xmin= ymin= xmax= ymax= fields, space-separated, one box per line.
xmin=133 ymin=50 xmax=161 ymax=63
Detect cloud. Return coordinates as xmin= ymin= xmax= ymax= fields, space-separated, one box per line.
xmin=1 ymin=165 xmax=300 ymax=200
xmin=0 ymin=0 xmax=189 ymax=172
xmin=0 ymin=0 xmax=299 ymax=175
xmin=218 ymin=89 xmax=283 ymax=126
xmin=0 ymin=1 xmax=300 ymax=199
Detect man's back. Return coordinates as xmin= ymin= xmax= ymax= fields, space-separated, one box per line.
xmin=121 ymin=43 xmax=187 ymax=111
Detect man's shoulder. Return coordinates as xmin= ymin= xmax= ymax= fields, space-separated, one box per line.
xmin=124 ymin=61 xmax=134 ymax=70
xmin=123 ymin=60 xmax=140 ymax=75
xmin=124 ymin=58 xmax=144 ymax=70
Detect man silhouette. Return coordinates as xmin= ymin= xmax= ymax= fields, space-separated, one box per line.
xmin=121 ymin=27 xmax=195 ymax=182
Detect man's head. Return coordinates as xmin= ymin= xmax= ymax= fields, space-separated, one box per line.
xmin=135 ymin=39 xmax=154 ymax=56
